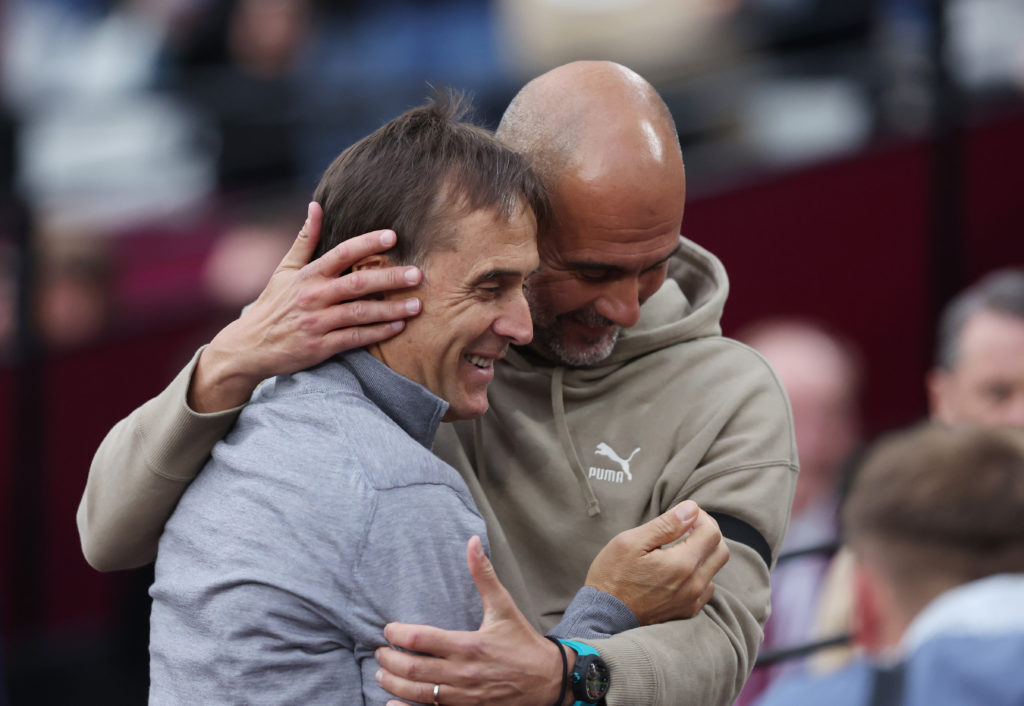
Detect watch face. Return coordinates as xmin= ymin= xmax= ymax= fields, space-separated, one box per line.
xmin=584 ymin=659 xmax=610 ymax=700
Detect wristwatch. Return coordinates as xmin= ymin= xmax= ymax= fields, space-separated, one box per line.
xmin=557 ymin=639 xmax=610 ymax=705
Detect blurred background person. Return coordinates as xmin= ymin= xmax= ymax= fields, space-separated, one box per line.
xmin=754 ymin=422 xmax=1024 ymax=706
xmin=927 ymin=267 xmax=1024 ymax=428
xmin=807 ymin=267 xmax=1024 ymax=678
xmin=735 ymin=319 xmax=863 ymax=702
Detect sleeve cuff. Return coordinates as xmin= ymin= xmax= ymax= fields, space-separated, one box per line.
xmin=548 ymin=586 xmax=640 ymax=640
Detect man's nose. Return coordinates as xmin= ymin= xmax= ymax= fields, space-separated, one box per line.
xmin=595 ymin=278 xmax=642 ymax=329
xmin=494 ymin=290 xmax=533 ymax=345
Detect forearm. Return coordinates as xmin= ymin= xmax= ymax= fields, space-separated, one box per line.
xmin=579 ymin=547 xmax=768 ymax=706
xmin=77 ymin=347 xmax=244 ymax=570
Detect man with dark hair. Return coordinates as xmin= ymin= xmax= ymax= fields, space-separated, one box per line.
xmin=82 ymin=62 xmax=793 ymax=705
xmin=927 ymin=268 xmax=1024 ymax=428
xmin=147 ymin=94 xmax=658 ymax=704
xmin=754 ymin=423 xmax=1024 ymax=705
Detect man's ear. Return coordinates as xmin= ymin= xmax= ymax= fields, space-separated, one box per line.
xmin=852 ymin=560 xmax=892 ymax=654
xmin=351 ymin=253 xmax=392 ymax=272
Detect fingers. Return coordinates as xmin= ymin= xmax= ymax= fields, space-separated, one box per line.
xmin=376 ymin=666 xmax=448 ymax=706
xmin=325 ymin=262 xmax=422 ymax=301
xmin=660 ymin=510 xmax=728 ymax=617
xmin=383 ymin=622 xmax=463 ymax=659
xmin=279 ymin=202 xmax=323 ymax=271
xmin=465 ymin=536 xmax=516 ymax=623
xmin=674 ymin=509 xmax=724 ymax=563
xmin=313 ymin=227 xmax=404 ymax=278
xmin=625 ymin=499 xmax=700 ymax=553
xmin=319 ymin=321 xmax=403 ymax=354
xmin=375 ymin=648 xmax=449 ymax=702
xmin=313 ymin=297 xmax=421 ymax=356
xmin=322 ymin=296 xmax=421 ymax=330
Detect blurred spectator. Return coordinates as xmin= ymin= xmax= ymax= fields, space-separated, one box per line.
xmin=927 ymin=268 xmax=1024 ymax=428
xmin=34 ymin=233 xmax=113 ymax=349
xmin=735 ymin=319 xmax=863 ymax=701
xmin=2 ymin=0 xmax=216 ymax=234
xmin=811 ymin=267 xmax=1024 ymax=676
xmin=948 ymin=0 xmax=1024 ymax=97
xmin=169 ymin=0 xmax=312 ymax=195
xmin=495 ymin=0 xmax=744 ymax=83
xmin=200 ymin=198 xmax=299 ymax=312
xmin=754 ymin=422 xmax=1024 ymax=706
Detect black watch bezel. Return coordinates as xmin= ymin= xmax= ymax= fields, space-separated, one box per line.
xmin=571 ymin=653 xmax=610 ymax=703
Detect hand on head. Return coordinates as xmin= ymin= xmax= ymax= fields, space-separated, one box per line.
xmin=189 ymin=202 xmax=423 ymax=412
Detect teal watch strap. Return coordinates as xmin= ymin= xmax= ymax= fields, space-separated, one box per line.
xmin=556 ymin=640 xmax=605 ymax=706
xmin=556 ymin=639 xmax=600 ymax=657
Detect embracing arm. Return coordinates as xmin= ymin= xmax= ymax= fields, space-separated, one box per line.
xmin=78 ymin=349 xmax=243 ymax=570
xmin=77 ymin=203 xmax=423 ymax=571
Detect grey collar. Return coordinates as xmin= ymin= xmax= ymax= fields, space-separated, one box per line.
xmin=341 ymin=349 xmax=449 ymax=449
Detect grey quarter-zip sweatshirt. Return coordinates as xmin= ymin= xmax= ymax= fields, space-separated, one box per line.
xmin=149 ymin=349 xmax=635 ymax=705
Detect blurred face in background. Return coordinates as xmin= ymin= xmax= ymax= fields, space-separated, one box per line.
xmin=929 ymin=309 xmax=1024 ymax=429
xmin=744 ymin=324 xmax=861 ymax=515
xmin=229 ymin=0 xmax=310 ymax=77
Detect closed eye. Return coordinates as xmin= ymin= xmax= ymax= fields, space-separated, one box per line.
xmin=575 ymin=268 xmax=614 ymax=283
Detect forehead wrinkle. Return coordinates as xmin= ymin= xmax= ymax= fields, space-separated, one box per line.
xmin=565 ymin=240 xmax=679 ymax=275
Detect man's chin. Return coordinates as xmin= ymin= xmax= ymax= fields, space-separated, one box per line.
xmin=533 ymin=329 xmax=619 ymax=367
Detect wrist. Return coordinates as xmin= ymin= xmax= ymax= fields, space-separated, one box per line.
xmin=543 ymin=636 xmax=574 ymax=706
xmin=189 ymin=335 xmax=261 ymax=413
xmin=560 ymin=647 xmax=579 ymax=706
xmin=557 ymin=639 xmax=610 ymax=706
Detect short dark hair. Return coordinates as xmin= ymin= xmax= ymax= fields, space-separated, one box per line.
xmin=312 ymin=91 xmax=549 ymax=268
xmin=935 ymin=268 xmax=1024 ymax=370
xmin=843 ymin=423 xmax=1024 ymax=612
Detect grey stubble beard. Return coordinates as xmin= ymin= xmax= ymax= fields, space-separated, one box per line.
xmin=525 ymin=287 xmax=619 ymax=367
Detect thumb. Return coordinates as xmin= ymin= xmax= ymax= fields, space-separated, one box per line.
xmin=466 ymin=535 xmax=516 ymax=625
xmin=279 ymin=201 xmax=323 ymax=271
xmin=633 ymin=500 xmax=700 ymax=551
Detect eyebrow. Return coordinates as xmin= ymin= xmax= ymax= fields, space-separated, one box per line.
xmin=471 ymin=268 xmax=530 ymax=286
xmin=567 ymin=242 xmax=682 ymax=274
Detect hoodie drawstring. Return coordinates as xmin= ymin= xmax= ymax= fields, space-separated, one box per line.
xmin=551 ymin=366 xmax=602 ymax=517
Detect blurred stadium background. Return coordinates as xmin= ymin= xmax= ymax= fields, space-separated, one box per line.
xmin=2 ymin=0 xmax=1024 ymax=703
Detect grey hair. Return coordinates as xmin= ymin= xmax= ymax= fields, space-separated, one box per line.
xmin=935 ymin=268 xmax=1024 ymax=370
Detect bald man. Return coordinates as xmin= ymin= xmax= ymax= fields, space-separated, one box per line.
xmin=79 ymin=62 xmax=796 ymax=705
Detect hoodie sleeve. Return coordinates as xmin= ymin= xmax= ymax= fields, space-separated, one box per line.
xmin=576 ymin=342 xmax=798 ymax=706
xmin=77 ymin=346 xmax=244 ymax=571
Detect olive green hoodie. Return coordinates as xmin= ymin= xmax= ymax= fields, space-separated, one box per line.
xmin=435 ymin=236 xmax=798 ymax=705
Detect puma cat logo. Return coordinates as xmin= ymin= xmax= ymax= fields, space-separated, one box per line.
xmin=589 ymin=442 xmax=641 ymax=484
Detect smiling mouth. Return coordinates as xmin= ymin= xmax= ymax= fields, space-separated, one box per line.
xmin=465 ymin=354 xmax=496 ymax=369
